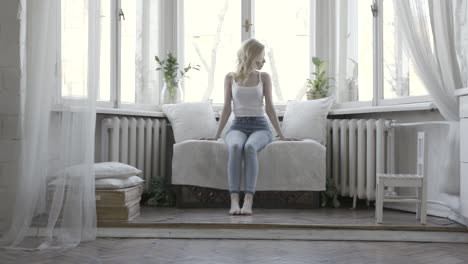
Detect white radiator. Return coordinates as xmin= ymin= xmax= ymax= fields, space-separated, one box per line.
xmin=100 ymin=116 xmax=168 ymax=190
xmin=327 ymin=119 xmax=394 ymax=207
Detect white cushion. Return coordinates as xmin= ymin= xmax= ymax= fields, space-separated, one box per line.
xmin=162 ymin=102 xmax=218 ymax=143
xmin=172 ymin=139 xmax=326 ymax=191
xmin=94 ymin=176 xmax=145 ymax=189
xmin=94 ymin=162 xmax=141 ymax=179
xmin=281 ymin=97 xmax=334 ymax=144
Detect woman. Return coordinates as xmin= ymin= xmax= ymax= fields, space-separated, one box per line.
xmin=211 ymin=38 xmax=297 ymax=215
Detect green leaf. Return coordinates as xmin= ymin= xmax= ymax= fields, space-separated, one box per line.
xmin=312 ymin=57 xmax=321 ymax=66
xmin=318 ymin=61 xmax=328 ymax=75
xmin=155 ymin=52 xmax=200 ymax=87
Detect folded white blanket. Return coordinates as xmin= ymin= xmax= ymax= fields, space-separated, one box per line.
xmin=172 ymin=139 xmax=326 ymax=191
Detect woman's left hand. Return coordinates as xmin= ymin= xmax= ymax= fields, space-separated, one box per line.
xmin=198 ymin=137 xmax=219 ymax=141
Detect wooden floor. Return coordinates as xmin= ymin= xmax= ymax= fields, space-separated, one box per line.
xmin=95 ymin=206 xmax=468 ymax=243
xmin=2 ymin=238 xmax=468 ymax=264
xmin=106 ymin=206 xmax=463 ymax=228
xmin=2 ymin=207 xmax=468 ymax=263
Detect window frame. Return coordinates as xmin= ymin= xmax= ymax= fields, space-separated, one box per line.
xmin=57 ymin=0 xmax=162 ymax=111
xmin=177 ymin=0 xmax=314 ymax=105
xmin=57 ymin=0 xmax=433 ymax=112
xmin=331 ymin=0 xmax=432 ymax=110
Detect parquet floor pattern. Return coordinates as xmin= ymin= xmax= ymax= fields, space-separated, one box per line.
xmin=2 ymin=238 xmax=468 ymax=264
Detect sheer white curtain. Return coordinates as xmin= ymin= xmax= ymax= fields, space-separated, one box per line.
xmin=395 ymin=0 xmax=463 ymax=196
xmin=0 ymin=0 xmax=99 ymax=250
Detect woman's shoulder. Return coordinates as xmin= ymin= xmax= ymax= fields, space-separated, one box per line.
xmin=225 ymin=72 xmax=235 ymax=81
xmin=259 ymin=71 xmax=271 ymax=81
xmin=225 ymin=72 xmax=235 ymax=78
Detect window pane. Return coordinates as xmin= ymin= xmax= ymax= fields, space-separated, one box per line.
xmin=357 ymin=0 xmax=373 ymax=101
xmin=254 ymin=0 xmax=310 ymax=102
xmin=121 ymin=0 xmax=159 ymax=105
xmin=183 ymin=0 xmax=241 ymax=103
xmin=383 ymin=0 xmax=428 ymax=99
xmin=99 ymin=0 xmax=111 ymax=101
xmin=61 ymin=0 xmax=88 ymax=98
xmin=120 ymin=0 xmax=136 ymax=103
xmin=336 ymin=0 xmax=373 ymax=103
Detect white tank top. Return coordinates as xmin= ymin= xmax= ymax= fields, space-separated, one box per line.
xmin=232 ymin=71 xmax=265 ymax=117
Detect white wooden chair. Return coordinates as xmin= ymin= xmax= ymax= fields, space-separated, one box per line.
xmin=375 ymin=131 xmax=427 ymax=224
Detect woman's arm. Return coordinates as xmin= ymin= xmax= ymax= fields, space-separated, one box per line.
xmin=213 ymin=73 xmax=233 ymax=139
xmin=262 ymin=72 xmax=286 ymax=140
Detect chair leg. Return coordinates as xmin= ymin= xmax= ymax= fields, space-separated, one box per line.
xmin=421 ymin=182 xmax=427 ymax=225
xmin=416 ymin=187 xmax=420 ymax=220
xmin=376 ymin=182 xmax=384 ymax=224
xmin=375 ymin=185 xmax=378 ymax=221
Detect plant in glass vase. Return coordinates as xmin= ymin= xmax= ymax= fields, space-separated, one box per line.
xmin=155 ymin=52 xmax=199 ymax=104
xmin=306 ymin=57 xmax=334 ymax=100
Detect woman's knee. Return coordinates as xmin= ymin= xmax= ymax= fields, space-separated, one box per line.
xmin=244 ymin=143 xmax=257 ymax=155
xmin=228 ymin=143 xmax=243 ymax=153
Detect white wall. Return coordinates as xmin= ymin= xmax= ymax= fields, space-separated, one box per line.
xmin=0 ymin=0 xmax=21 ymax=232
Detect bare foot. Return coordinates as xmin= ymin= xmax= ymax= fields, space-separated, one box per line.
xmin=240 ymin=193 xmax=254 ymax=215
xmin=229 ymin=193 xmax=241 ymax=215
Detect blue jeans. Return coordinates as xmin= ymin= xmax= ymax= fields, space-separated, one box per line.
xmin=225 ymin=116 xmax=273 ymax=194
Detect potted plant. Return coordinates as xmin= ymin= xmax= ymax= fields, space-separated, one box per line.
xmin=155 ymin=52 xmax=199 ymax=104
xmin=306 ymin=57 xmax=334 ymax=100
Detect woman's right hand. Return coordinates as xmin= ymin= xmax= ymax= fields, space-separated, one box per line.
xmin=279 ymin=137 xmax=302 ymax=141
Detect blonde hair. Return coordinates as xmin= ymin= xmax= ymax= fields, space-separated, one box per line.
xmin=233 ymin=38 xmax=265 ymax=83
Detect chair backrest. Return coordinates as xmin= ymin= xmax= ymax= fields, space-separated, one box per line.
xmin=416 ymin=131 xmax=425 ymax=176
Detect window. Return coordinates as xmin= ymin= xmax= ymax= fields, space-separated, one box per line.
xmin=253 ymin=0 xmax=311 ymax=102
xmin=382 ymin=0 xmax=428 ymax=100
xmin=59 ymin=0 xmax=433 ymax=110
xmin=99 ymin=0 xmax=111 ymax=102
xmin=181 ymin=0 xmax=312 ymax=104
xmin=60 ymin=0 xmax=160 ymax=109
xmin=335 ymin=0 xmax=429 ymax=106
xmin=335 ymin=0 xmax=374 ymax=103
xmin=61 ymin=0 xmax=89 ymax=98
xmin=181 ymin=0 xmax=241 ymax=104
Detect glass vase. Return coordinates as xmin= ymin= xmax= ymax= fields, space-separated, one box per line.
xmin=160 ymin=80 xmax=184 ymax=105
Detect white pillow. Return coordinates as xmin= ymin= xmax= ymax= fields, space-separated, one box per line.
xmin=94 ymin=162 xmax=141 ymax=179
xmin=162 ymin=102 xmax=218 ymax=143
xmin=48 ymin=175 xmax=144 ymax=189
xmin=281 ymin=97 xmax=334 ymax=145
xmin=95 ymin=176 xmax=145 ymax=189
